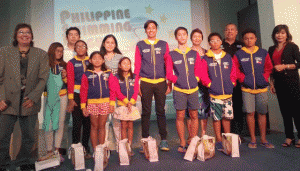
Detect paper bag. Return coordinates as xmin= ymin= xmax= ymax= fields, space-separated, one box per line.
xmin=35 ymin=153 xmax=60 ymax=171
xmin=222 ymin=133 xmax=241 ymax=157
xmin=68 ymin=143 xmax=85 ymax=170
xmin=184 ymin=136 xmax=201 ymax=161
xmin=197 ymin=135 xmax=215 ymax=161
xmin=118 ymin=138 xmax=131 ymax=165
xmin=94 ymin=144 xmax=110 ymax=171
xmin=141 ymin=136 xmax=159 ymax=162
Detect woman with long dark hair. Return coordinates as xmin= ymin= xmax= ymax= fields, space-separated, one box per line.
xmin=100 ymin=34 xmax=123 ymax=151
xmin=268 ymin=24 xmax=300 ymax=148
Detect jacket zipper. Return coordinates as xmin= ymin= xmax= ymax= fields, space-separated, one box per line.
xmin=99 ymin=74 xmax=102 ymax=98
xmin=126 ymin=77 xmax=129 ymax=99
xmin=218 ymin=59 xmax=225 ymax=95
xmin=250 ymin=53 xmax=256 ymax=89
xmin=183 ymin=53 xmax=191 ymax=89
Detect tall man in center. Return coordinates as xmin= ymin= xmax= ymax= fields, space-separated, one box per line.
xmin=134 ymin=20 xmax=172 ymax=151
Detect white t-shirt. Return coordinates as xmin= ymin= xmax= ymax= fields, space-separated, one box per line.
xmin=214 ymin=52 xmax=222 ymax=65
xmin=64 ymin=45 xmax=76 ymax=62
xmin=148 ymin=40 xmax=155 ymax=44
xmin=95 ymin=71 xmax=103 ymax=77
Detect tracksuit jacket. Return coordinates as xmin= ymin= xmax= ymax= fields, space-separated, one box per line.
xmin=134 ymin=39 xmax=171 ymax=84
xmin=80 ymin=70 xmax=115 ymax=109
xmin=166 ymin=47 xmax=202 ymax=94
xmin=110 ymin=73 xmax=140 ymax=106
xmin=233 ymin=46 xmax=273 ymax=94
xmin=202 ymin=50 xmax=237 ymax=99
xmin=67 ymin=56 xmax=89 ymax=99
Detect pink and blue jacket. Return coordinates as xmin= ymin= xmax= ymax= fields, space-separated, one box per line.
xmin=166 ymin=47 xmax=202 ymax=94
xmin=110 ymin=73 xmax=140 ymax=106
xmin=233 ymin=46 xmax=273 ymax=94
xmin=134 ymin=39 xmax=171 ymax=84
xmin=80 ymin=70 xmax=115 ymax=109
xmin=201 ymin=50 xmax=237 ymax=99
xmin=67 ymin=56 xmax=89 ymax=99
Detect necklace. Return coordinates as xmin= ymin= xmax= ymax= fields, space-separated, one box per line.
xmin=19 ymin=49 xmax=30 ymax=58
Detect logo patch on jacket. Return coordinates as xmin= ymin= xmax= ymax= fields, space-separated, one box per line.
xmin=88 ymin=75 xmax=97 ymax=79
xmin=241 ymin=58 xmax=249 ymax=62
xmin=142 ymin=49 xmax=150 ymax=53
xmin=209 ymin=63 xmax=217 ymax=67
xmin=155 ymin=48 xmax=161 ymax=55
xmin=223 ymin=62 xmax=229 ymax=69
xmin=237 ymin=45 xmax=243 ymax=48
xmin=255 ymin=57 xmax=262 ymax=64
xmin=75 ymin=63 xmax=82 ymax=67
xmin=174 ymin=60 xmax=182 ymax=64
xmin=188 ymin=58 xmax=195 ymax=65
xmin=103 ymin=73 xmax=110 ymax=81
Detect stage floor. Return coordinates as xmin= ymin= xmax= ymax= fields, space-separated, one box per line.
xmin=14 ymin=118 xmax=300 ymax=171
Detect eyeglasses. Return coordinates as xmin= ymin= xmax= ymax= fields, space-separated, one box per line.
xmin=18 ymin=31 xmax=32 ymax=35
xmin=76 ymin=45 xmax=87 ymax=49
xmin=210 ymin=40 xmax=221 ymax=43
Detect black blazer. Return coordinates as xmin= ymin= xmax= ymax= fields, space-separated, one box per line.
xmin=268 ymin=42 xmax=300 ymax=78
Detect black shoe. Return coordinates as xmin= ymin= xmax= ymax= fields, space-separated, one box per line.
xmin=0 ymin=168 xmax=7 ymax=171
xmin=20 ymin=164 xmax=35 ymax=171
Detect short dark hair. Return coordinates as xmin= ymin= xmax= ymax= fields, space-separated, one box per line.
xmin=144 ymin=20 xmax=158 ymax=30
xmin=99 ymin=34 xmax=122 ymax=57
xmin=242 ymin=28 xmax=257 ymax=38
xmin=190 ymin=28 xmax=203 ymax=40
xmin=174 ymin=27 xmax=188 ymax=37
xmin=225 ymin=23 xmax=238 ymax=31
xmin=271 ymin=24 xmax=293 ymax=45
xmin=66 ymin=27 xmax=81 ymax=37
xmin=208 ymin=32 xmax=222 ymax=42
xmin=13 ymin=23 xmax=34 ymax=47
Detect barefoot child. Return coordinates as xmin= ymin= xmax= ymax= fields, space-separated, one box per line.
xmin=111 ymin=57 xmax=141 ymax=155
xmin=201 ymin=33 xmax=237 ymax=151
xmin=80 ymin=51 xmax=115 ymax=151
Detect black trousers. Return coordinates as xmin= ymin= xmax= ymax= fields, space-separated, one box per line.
xmin=275 ymin=74 xmax=300 ymax=139
xmin=0 ymin=114 xmax=38 ymax=169
xmin=141 ymin=81 xmax=168 ymax=140
xmin=72 ymin=93 xmax=91 ymax=152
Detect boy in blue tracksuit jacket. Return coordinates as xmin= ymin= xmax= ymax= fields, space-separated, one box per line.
xmin=166 ymin=27 xmax=202 ymax=152
xmin=201 ymin=33 xmax=237 ymax=151
xmin=233 ymin=29 xmax=274 ymax=149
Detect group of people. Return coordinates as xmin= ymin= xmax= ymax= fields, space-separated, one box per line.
xmin=0 ymin=20 xmax=300 ymax=171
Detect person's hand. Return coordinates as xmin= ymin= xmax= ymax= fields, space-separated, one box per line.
xmin=67 ymin=99 xmax=77 ymax=112
xmin=270 ymin=84 xmax=276 ymax=94
xmin=0 ymin=100 xmax=8 ymax=111
xmin=61 ymin=69 xmax=67 ymax=79
xmin=127 ymin=102 xmax=132 ymax=113
xmin=82 ymin=108 xmax=88 ymax=117
xmin=274 ymin=64 xmax=287 ymax=72
xmin=139 ymin=86 xmax=142 ymax=97
xmin=165 ymin=82 xmax=172 ymax=95
xmin=109 ymin=105 xmax=115 ymax=113
xmin=22 ymin=97 xmax=34 ymax=109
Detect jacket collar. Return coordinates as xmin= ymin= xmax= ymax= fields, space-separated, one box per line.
xmin=174 ymin=47 xmax=191 ymax=54
xmin=74 ymin=56 xmax=89 ymax=61
xmin=241 ymin=46 xmax=259 ymax=54
xmin=205 ymin=49 xmax=226 ymax=58
xmin=144 ymin=39 xmax=159 ymax=45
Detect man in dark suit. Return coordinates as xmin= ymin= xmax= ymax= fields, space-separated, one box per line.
xmin=0 ymin=23 xmax=49 ymax=171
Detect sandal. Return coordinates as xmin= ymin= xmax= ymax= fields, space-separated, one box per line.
xmin=178 ymin=145 xmax=187 ymax=153
xmin=260 ymin=142 xmax=275 ymax=149
xmin=282 ymin=139 xmax=295 ymax=147
xmin=295 ymin=140 xmax=300 ymax=148
xmin=248 ymin=142 xmax=257 ymax=149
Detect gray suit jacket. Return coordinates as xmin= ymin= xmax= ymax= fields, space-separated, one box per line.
xmin=0 ymin=46 xmax=49 ymax=116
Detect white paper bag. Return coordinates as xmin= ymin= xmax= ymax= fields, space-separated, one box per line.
xmin=68 ymin=143 xmax=85 ymax=170
xmin=184 ymin=136 xmax=201 ymax=161
xmin=222 ymin=133 xmax=241 ymax=157
xmin=197 ymin=135 xmax=215 ymax=161
xmin=118 ymin=138 xmax=131 ymax=165
xmin=141 ymin=136 xmax=159 ymax=162
xmin=35 ymin=153 xmax=60 ymax=171
xmin=94 ymin=144 xmax=110 ymax=171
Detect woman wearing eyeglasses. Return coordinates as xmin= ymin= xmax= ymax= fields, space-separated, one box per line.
xmin=0 ymin=23 xmax=49 ymax=171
